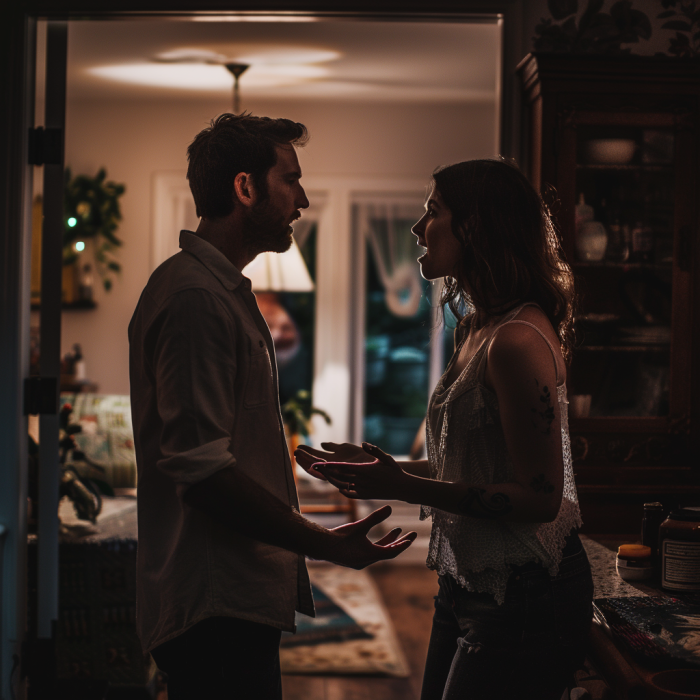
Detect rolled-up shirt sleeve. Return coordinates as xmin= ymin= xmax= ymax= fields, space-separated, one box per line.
xmin=149 ymin=288 xmax=237 ymax=484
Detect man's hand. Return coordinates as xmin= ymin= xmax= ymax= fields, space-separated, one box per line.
xmin=294 ymin=441 xmax=374 ymax=481
xmin=323 ymin=505 xmax=417 ymax=569
xmin=314 ymin=443 xmax=410 ymax=501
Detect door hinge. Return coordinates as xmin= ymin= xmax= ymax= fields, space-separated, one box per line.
xmin=23 ymin=377 xmax=58 ymax=416
xmin=27 ymin=126 xmax=63 ymax=166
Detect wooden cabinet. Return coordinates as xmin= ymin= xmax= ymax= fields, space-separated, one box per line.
xmin=518 ymin=54 xmax=700 ymax=532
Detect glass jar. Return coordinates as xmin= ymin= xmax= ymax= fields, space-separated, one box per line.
xmin=659 ymin=507 xmax=700 ymax=592
xmin=616 ymin=544 xmax=653 ymax=581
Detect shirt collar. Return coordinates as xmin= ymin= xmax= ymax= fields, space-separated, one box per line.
xmin=179 ymin=230 xmax=250 ymax=292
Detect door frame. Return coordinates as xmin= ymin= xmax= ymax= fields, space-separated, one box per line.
xmin=0 ymin=2 xmax=524 ymax=697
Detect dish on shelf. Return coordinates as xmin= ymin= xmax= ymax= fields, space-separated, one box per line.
xmin=584 ymin=139 xmax=636 ymax=164
xmin=617 ymin=325 xmax=671 ymax=344
xmin=579 ymin=313 xmax=620 ymax=324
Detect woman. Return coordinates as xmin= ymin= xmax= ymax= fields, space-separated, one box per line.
xmin=295 ymin=159 xmax=593 ymax=700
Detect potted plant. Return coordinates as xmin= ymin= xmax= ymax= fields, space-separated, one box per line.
xmin=281 ymin=390 xmax=331 ymax=480
xmin=63 ymin=168 xmax=126 ymax=293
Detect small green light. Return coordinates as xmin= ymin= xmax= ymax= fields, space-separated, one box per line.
xmin=67 ymin=217 xmax=77 ymax=227
xmin=75 ymin=241 xmax=85 ymax=252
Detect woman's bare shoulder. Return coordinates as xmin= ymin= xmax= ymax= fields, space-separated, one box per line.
xmin=486 ymin=306 xmax=566 ymax=386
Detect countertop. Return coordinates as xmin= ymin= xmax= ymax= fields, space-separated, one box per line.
xmin=581 ymin=535 xmax=700 ymax=700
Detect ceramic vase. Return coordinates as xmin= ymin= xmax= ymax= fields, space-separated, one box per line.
xmin=576 ymin=220 xmax=608 ymax=262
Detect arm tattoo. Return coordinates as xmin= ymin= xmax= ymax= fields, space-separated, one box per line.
xmin=530 ymin=473 xmax=555 ymax=494
xmin=531 ymin=379 xmax=555 ymax=434
xmin=458 ymin=487 xmax=513 ymax=519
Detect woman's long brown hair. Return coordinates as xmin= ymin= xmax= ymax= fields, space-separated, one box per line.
xmin=433 ymin=158 xmax=577 ymax=364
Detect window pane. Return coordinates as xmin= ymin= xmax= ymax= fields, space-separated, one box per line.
xmin=362 ymin=210 xmax=431 ymax=456
xmin=265 ymin=224 xmax=317 ymax=408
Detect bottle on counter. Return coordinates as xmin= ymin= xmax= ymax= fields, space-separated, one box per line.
xmin=659 ymin=507 xmax=700 ymax=593
xmin=641 ymin=502 xmax=666 ymax=576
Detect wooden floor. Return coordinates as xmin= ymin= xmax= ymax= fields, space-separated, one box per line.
xmin=281 ymin=564 xmax=438 ymax=700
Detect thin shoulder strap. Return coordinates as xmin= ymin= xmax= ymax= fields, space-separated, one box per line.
xmin=490 ymin=319 xmax=560 ymax=385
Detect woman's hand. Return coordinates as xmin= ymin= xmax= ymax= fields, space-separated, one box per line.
xmin=314 ymin=443 xmax=411 ymax=501
xmin=294 ymin=441 xmax=374 ymax=481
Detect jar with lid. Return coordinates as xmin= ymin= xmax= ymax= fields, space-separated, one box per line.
xmin=659 ymin=507 xmax=700 ymax=592
xmin=616 ymin=544 xmax=653 ymax=581
xmin=641 ymin=502 xmax=666 ymax=575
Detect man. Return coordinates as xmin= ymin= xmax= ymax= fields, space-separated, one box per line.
xmin=128 ymin=113 xmax=416 ymax=700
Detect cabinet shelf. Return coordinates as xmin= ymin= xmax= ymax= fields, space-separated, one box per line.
xmin=577 ymin=345 xmax=670 ymax=353
xmin=572 ymin=261 xmax=672 ymax=270
xmin=518 ymin=53 xmax=699 ymax=514
xmin=576 ymin=163 xmax=673 ymax=172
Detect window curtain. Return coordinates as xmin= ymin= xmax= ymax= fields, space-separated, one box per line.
xmin=357 ymin=201 xmax=426 ymax=318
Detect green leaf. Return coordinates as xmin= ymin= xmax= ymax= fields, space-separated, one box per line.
xmin=103 ymin=278 xmax=112 ymax=291
xmin=107 ymin=261 xmax=121 ymax=272
xmin=310 ymin=407 xmax=332 ymax=425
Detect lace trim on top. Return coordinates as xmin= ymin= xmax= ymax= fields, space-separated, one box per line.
xmin=420 ymin=305 xmax=583 ymax=604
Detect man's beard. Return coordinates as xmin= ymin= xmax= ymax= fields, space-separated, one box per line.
xmin=242 ymin=196 xmax=295 ymax=256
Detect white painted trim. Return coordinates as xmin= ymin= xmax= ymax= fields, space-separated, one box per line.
xmin=151 ymin=171 xmax=198 ymax=272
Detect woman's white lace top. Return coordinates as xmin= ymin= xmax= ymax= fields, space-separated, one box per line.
xmin=420 ymin=303 xmax=583 ymax=604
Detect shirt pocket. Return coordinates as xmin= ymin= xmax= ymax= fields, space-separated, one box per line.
xmin=244 ymin=335 xmax=274 ymax=408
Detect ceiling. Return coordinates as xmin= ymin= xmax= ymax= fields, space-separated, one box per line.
xmin=64 ymin=17 xmax=501 ymax=103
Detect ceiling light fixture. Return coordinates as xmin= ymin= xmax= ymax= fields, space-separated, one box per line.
xmin=225 ymin=63 xmax=249 ymax=113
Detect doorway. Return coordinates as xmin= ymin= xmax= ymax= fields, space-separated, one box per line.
xmin=4 ymin=7 xmax=512 ymax=698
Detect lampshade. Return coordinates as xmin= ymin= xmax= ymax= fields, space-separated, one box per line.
xmin=243 ymin=239 xmax=314 ymax=292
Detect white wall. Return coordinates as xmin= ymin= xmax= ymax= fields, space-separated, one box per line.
xmin=53 ymin=97 xmax=496 ymax=395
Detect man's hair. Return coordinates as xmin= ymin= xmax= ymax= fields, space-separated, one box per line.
xmin=186 ymin=113 xmax=309 ymax=219
xmin=433 ymin=158 xmax=577 ymax=364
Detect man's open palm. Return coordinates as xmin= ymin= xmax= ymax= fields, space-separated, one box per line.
xmin=328 ymin=505 xmax=416 ymax=569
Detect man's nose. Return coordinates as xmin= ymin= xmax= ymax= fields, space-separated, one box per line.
xmin=297 ymin=186 xmax=310 ymax=209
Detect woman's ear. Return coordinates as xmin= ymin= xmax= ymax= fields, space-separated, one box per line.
xmin=233 ymin=172 xmax=256 ymax=208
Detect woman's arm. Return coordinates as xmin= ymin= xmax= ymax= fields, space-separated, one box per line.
xmin=318 ymin=324 xmax=565 ymax=524
xmin=397 ymin=459 xmax=430 ymax=478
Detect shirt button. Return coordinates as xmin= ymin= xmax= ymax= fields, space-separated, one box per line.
xmin=259 ymin=340 xmax=264 ymax=348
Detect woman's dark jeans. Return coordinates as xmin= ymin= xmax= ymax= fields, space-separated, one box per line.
xmin=420 ymin=534 xmax=594 ymax=700
xmin=151 ymin=616 xmax=282 ymax=700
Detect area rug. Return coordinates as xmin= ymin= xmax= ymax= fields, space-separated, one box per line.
xmin=280 ymin=565 xmax=410 ymax=677
xmin=280 ymin=584 xmax=373 ymax=647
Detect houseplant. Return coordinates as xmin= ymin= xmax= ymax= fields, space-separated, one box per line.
xmin=281 ymin=390 xmax=331 ymax=479
xmin=63 ymin=168 xmax=126 ymax=292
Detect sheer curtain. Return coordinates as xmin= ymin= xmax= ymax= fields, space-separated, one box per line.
xmin=356 ymin=201 xmax=426 ymax=318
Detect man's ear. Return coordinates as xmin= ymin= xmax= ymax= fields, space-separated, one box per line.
xmin=233 ymin=172 xmax=256 ymax=208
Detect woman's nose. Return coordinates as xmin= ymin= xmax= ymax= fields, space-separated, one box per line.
xmin=412 ymin=217 xmax=425 ymax=236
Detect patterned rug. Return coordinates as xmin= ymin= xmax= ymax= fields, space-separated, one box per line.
xmin=280 ymin=565 xmax=410 ymax=677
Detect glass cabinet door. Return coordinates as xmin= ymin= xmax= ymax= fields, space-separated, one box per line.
xmin=568 ymin=123 xmax=677 ymax=419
